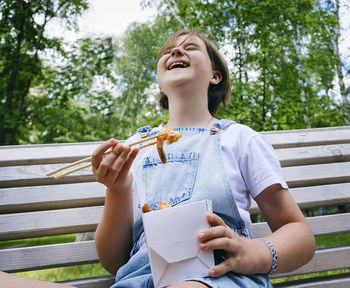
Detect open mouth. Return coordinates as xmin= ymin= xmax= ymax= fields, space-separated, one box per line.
xmin=168 ymin=61 xmax=190 ymax=70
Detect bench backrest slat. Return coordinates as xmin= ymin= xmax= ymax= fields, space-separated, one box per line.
xmin=271 ymin=246 xmax=350 ymax=278
xmin=0 ymin=143 xmax=102 ymax=167
xmin=282 ymin=162 xmax=350 ymax=187
xmin=250 ymin=183 xmax=350 ymax=213
xmin=2 ymin=160 xmax=349 ymax=189
xmin=262 ymin=126 xmax=350 ymax=148
xmin=0 ymin=206 xmax=103 ymax=241
xmin=252 ymin=213 xmax=350 ymax=238
xmin=0 ymin=241 xmax=97 ymax=273
xmin=2 ymin=207 xmax=349 ymax=242
xmin=0 ymin=182 xmax=105 ymax=213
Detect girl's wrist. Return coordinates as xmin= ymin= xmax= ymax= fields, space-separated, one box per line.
xmin=259 ymin=238 xmax=278 ymax=274
xmin=107 ymin=184 xmax=131 ymax=196
xmin=251 ymin=238 xmax=274 ymax=274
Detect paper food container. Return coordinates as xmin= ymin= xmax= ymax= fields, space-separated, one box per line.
xmin=142 ymin=200 xmax=214 ymax=288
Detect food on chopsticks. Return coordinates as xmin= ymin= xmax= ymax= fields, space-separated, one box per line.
xmin=142 ymin=201 xmax=171 ymax=213
xmin=156 ymin=128 xmax=182 ymax=164
xmin=46 ymin=128 xmax=182 ymax=179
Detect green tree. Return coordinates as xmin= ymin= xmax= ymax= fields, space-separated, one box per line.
xmin=29 ymin=36 xmax=118 ymax=143
xmin=144 ymin=0 xmax=349 ymax=131
xmin=0 ymin=0 xmax=89 ymax=144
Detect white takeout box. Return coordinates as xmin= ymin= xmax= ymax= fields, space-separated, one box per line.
xmin=142 ymin=200 xmax=214 ymax=288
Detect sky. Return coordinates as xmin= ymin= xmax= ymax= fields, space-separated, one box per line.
xmin=75 ymin=0 xmax=155 ymax=38
xmin=45 ymin=0 xmax=155 ymax=42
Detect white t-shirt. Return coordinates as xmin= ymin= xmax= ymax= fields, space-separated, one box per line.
xmin=220 ymin=123 xmax=288 ymax=236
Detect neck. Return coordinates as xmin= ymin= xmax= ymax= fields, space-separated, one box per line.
xmin=165 ymin=87 xmax=215 ymax=128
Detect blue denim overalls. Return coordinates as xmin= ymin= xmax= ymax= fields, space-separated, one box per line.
xmin=112 ymin=119 xmax=272 ymax=288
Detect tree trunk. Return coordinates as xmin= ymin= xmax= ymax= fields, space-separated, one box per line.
xmin=318 ymin=0 xmax=349 ymax=120
xmin=293 ymin=24 xmax=312 ymax=128
xmin=332 ymin=0 xmax=349 ymax=115
xmin=0 ymin=0 xmax=26 ymax=144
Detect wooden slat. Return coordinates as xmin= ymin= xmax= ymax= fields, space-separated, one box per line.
xmin=262 ymin=126 xmax=350 ymax=148
xmin=0 ymin=126 xmax=349 ymax=167
xmin=282 ymin=162 xmax=350 ymax=188
xmin=63 ymin=276 xmax=115 ymax=288
xmin=0 ymin=163 xmax=95 ymax=188
xmin=0 ymin=182 xmax=106 ymax=213
xmin=0 ymin=206 xmax=103 ymax=241
xmin=2 ymin=203 xmax=348 ymax=242
xmin=252 ymin=213 xmax=350 ymax=238
xmin=250 ymin=183 xmax=350 ymax=214
xmin=0 ymin=241 xmax=98 ymax=273
xmin=276 ymin=143 xmax=350 ymax=167
xmin=276 ymin=276 xmax=350 ymax=288
xmin=1 ymin=241 xmax=349 ymax=278
xmin=2 ymin=159 xmax=350 ymax=189
xmin=0 ymin=142 xmax=102 ymax=167
xmin=271 ymin=246 xmax=350 ymax=278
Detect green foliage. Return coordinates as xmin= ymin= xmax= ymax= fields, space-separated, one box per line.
xmin=153 ymin=0 xmax=349 ymax=131
xmin=29 ymin=36 xmax=119 ymax=142
xmin=0 ymin=0 xmax=89 ymax=144
xmin=0 ymin=0 xmax=349 ymax=145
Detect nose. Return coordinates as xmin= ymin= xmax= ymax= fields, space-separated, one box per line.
xmin=171 ymin=45 xmax=184 ymax=57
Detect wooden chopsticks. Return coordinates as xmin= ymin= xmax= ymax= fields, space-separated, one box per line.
xmin=46 ymin=135 xmax=159 ymax=179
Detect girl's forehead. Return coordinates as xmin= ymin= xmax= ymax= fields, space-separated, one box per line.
xmin=157 ymin=33 xmax=208 ymax=61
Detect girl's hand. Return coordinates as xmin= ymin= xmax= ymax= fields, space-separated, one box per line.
xmin=197 ymin=212 xmax=271 ymax=277
xmin=91 ymin=138 xmax=139 ymax=192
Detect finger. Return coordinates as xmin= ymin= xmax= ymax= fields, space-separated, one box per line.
xmin=198 ymin=225 xmax=230 ymax=243
xmin=91 ymin=139 xmax=117 ymax=170
xmin=199 ymin=236 xmax=236 ymax=252
xmin=117 ymin=147 xmax=139 ymax=179
xmin=97 ymin=143 xmax=125 ymax=179
xmin=206 ymin=212 xmax=226 ymax=227
xmin=107 ymin=145 xmax=131 ymax=182
xmin=208 ymin=259 xmax=233 ymax=278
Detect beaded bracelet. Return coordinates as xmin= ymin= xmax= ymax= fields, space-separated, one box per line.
xmin=259 ymin=238 xmax=278 ymax=274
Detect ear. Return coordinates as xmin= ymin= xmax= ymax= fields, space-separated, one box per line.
xmin=210 ymin=70 xmax=222 ymax=85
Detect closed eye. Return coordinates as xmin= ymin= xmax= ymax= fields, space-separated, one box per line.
xmin=164 ymin=48 xmax=172 ymax=54
xmin=184 ymin=43 xmax=200 ymax=51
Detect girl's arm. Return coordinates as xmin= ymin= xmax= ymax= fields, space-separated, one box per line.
xmin=198 ymin=184 xmax=315 ymax=276
xmin=254 ymin=184 xmax=315 ymax=272
xmin=92 ymin=139 xmax=138 ymax=275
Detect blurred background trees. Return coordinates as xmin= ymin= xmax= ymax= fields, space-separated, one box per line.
xmin=0 ymin=0 xmax=349 ymax=145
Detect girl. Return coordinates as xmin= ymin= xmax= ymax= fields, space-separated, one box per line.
xmin=1 ymin=28 xmax=314 ymax=288
xmin=92 ymin=29 xmax=315 ymax=288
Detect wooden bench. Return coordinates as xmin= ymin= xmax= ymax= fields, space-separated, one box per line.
xmin=0 ymin=126 xmax=349 ymax=287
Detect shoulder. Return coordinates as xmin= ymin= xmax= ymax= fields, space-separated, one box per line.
xmin=221 ymin=121 xmax=262 ymax=144
xmin=220 ymin=121 xmax=275 ymax=157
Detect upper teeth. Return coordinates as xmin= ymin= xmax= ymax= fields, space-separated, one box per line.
xmin=169 ymin=62 xmax=187 ymax=70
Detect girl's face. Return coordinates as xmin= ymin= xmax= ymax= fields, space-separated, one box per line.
xmin=157 ymin=35 xmax=215 ymax=96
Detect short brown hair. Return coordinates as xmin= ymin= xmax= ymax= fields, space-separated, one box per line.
xmin=157 ymin=29 xmax=231 ymax=116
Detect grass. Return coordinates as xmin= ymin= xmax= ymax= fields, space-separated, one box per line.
xmin=2 ymin=232 xmax=350 ymax=283
xmin=14 ymin=263 xmax=109 ymax=282
xmin=0 ymin=234 xmax=76 ymax=249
